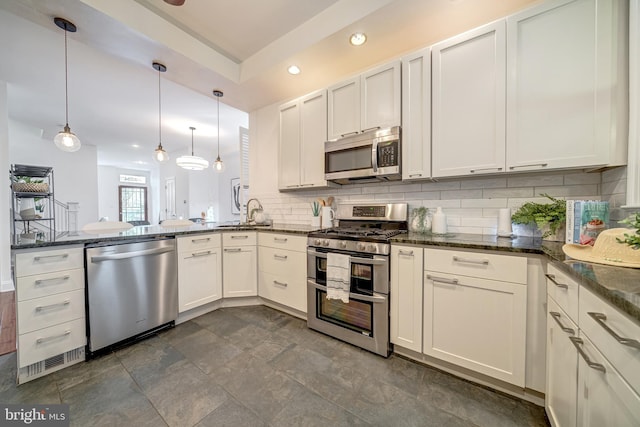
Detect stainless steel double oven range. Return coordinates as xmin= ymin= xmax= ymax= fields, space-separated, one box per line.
xmin=307 ymin=203 xmax=408 ymax=357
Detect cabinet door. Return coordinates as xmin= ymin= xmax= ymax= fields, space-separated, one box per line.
xmin=178 ymin=249 xmax=222 ymax=312
xmin=402 ymin=48 xmax=431 ymax=181
xmin=506 ymin=0 xmax=627 ymax=171
xmin=546 ymin=298 xmax=578 ymax=427
xmin=279 ymin=99 xmax=301 ymax=190
xmin=576 ymin=334 xmax=640 ymax=427
xmin=223 ymin=247 xmax=257 ymax=297
xmin=390 ymin=246 xmax=423 ymax=352
xmin=328 ymin=76 xmax=360 ymax=140
xmin=423 ymin=270 xmax=526 ymax=386
xmin=361 ymin=60 xmax=401 ymax=132
xmin=432 ymin=20 xmax=506 ymax=178
xmin=300 ymin=90 xmax=328 ymax=188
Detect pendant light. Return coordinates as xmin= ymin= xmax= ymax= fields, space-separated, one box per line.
xmin=152 ymin=62 xmax=169 ymax=163
xmin=176 ymin=127 xmax=209 ymax=170
xmin=212 ymin=90 xmax=225 ymax=172
xmin=53 ymin=18 xmax=81 ymax=152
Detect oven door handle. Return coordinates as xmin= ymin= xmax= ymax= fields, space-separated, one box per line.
xmin=308 ymin=281 xmax=387 ymax=304
xmin=307 ymin=249 xmax=387 ymax=265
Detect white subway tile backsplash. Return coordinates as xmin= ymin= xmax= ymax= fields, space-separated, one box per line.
xmin=390 ymin=183 xmax=423 ymax=193
xmin=601 ymin=179 xmax=627 ymax=197
xmin=404 ymin=191 xmax=441 ymax=201
xmin=363 ymin=185 xmax=388 ymax=194
xmin=602 ymin=167 xmax=626 ymax=183
xmin=535 ymin=185 xmax=599 ymax=197
xmin=461 ymin=198 xmax=507 ymax=208
xmin=508 ymin=173 xmax=564 ymax=187
xmin=421 ymin=181 xmax=461 ymax=191
xmin=563 ymin=172 xmax=601 ymax=185
xmin=482 ymin=187 xmax=533 ymax=199
xmin=461 ymin=217 xmax=498 ymax=228
xmin=441 ymin=189 xmax=483 ymax=200
xmin=460 ymin=177 xmax=507 ymax=190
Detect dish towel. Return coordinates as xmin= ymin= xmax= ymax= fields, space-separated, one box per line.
xmin=326 ymin=253 xmax=350 ymax=303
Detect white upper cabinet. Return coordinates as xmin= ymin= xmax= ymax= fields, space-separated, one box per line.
xmin=432 ymin=21 xmax=506 ymax=178
xmin=506 ymin=0 xmax=628 ymax=172
xmin=328 ymin=60 xmax=401 ymax=140
xmin=402 ymin=47 xmax=431 ymax=181
xmin=278 ymin=89 xmax=328 ymax=191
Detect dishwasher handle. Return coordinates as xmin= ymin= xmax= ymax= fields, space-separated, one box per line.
xmin=90 ymin=246 xmax=174 ymax=263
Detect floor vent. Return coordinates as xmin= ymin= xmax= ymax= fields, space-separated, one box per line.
xmin=18 ymin=346 xmax=85 ymax=384
xmin=44 ymin=353 xmax=65 ymax=370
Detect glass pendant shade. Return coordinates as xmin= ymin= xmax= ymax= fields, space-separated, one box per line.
xmin=213 ymin=156 xmax=225 ymax=172
xmin=176 ymin=155 xmax=209 ymax=170
xmin=154 ymin=144 xmax=169 ymax=162
xmin=54 ymin=124 xmax=81 ymax=152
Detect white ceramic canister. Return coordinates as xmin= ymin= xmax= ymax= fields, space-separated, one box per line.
xmin=431 ymin=207 xmax=447 ymax=234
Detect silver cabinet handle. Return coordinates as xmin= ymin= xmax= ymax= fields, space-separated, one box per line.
xmin=349 ymin=255 xmax=387 ymax=265
xmin=36 ymin=300 xmax=70 ymax=312
xmin=545 ymin=274 xmax=568 ymax=290
xmin=509 ymin=163 xmax=548 ymax=170
xmin=452 ymin=256 xmax=489 ymax=265
xmin=273 ymin=254 xmax=288 ymax=260
xmin=340 ymin=131 xmax=359 ymax=137
xmin=191 ymin=237 xmax=211 ymax=243
xmin=274 ymin=237 xmax=288 ymax=243
xmin=426 ymin=274 xmax=459 ymax=285
xmin=371 ymin=142 xmax=378 ymax=173
xmin=191 ymin=250 xmax=212 ymax=258
xmin=231 ymin=235 xmax=249 ymax=239
xmin=286 ymin=185 xmax=300 ymax=188
xmin=361 ymin=126 xmax=381 ymax=133
xmin=569 ymin=337 xmax=606 ymax=373
xmin=588 ymin=312 xmax=640 ymax=350
xmin=409 ymin=173 xmax=422 ymax=178
xmin=398 ymin=249 xmax=414 ymax=256
xmin=34 ymin=254 xmax=69 ymax=262
xmin=273 ymin=280 xmax=288 ymax=287
xmin=91 ymin=246 xmax=174 ymax=262
xmin=224 ymin=248 xmax=242 ymax=253
xmin=36 ymin=330 xmax=71 ymax=344
xmin=469 ymin=167 xmax=503 ymax=173
xmin=307 ymin=280 xmax=387 ymax=303
xmin=35 ymin=275 xmax=70 ymax=286
xmin=550 ymin=312 xmax=575 ymax=335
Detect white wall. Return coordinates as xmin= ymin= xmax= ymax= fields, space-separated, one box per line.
xmin=97 ymin=166 xmax=152 ymax=222
xmin=9 ymin=119 xmax=99 ymax=228
xmin=0 ymin=81 xmax=12 ymax=291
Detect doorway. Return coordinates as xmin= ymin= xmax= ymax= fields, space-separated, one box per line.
xmin=118 ymin=186 xmax=148 ymax=222
xmin=165 ymin=177 xmax=176 ymax=220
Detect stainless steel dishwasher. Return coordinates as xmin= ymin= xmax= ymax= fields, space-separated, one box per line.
xmin=85 ymin=238 xmax=178 ymax=355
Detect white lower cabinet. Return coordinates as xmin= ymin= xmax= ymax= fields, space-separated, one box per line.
xmin=177 ymin=233 xmax=222 ymax=312
xmin=390 ymin=245 xmax=423 ymax=352
xmin=223 ymin=232 xmax=257 ymax=298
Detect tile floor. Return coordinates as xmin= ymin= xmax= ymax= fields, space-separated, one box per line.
xmin=0 ymin=305 xmax=549 ymax=427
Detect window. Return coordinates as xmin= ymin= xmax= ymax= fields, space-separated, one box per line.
xmin=119 ymin=186 xmax=148 ymax=222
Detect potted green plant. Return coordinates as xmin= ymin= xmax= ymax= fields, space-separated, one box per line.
xmin=511 ymin=194 xmax=566 ymax=240
xmin=617 ymin=212 xmax=640 ymax=249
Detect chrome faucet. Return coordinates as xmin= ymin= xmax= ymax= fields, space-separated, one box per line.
xmin=246 ymin=198 xmax=263 ymax=223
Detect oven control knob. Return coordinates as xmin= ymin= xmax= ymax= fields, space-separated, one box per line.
xmin=314 ymin=239 xmax=322 ymax=246
xmin=357 ymin=242 xmax=366 ymax=251
xmin=367 ymin=244 xmax=377 ymax=253
xmin=339 ymin=241 xmax=347 ymax=249
xmin=323 ymin=239 xmax=330 ymax=247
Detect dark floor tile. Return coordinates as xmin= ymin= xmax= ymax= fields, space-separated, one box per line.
xmin=195 ymin=397 xmax=266 ymax=427
xmin=175 ymin=328 xmax=243 ymax=374
xmin=0 ymin=353 xmax=60 ymax=404
xmin=159 ymin=320 xmax=205 ymax=346
xmin=225 ymin=323 xmax=271 ymax=350
xmin=248 ymin=338 xmax=294 ymax=362
xmin=191 ymin=309 xmax=249 ymax=337
xmin=53 ymin=353 xmax=121 ymax=392
xmin=225 ymin=305 xmax=291 ymax=331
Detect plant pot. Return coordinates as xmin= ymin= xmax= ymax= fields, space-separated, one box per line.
xmin=541 ymin=223 xmax=566 ymax=241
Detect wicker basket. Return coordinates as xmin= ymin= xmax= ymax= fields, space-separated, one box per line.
xmin=12 ymin=182 xmax=49 ymax=193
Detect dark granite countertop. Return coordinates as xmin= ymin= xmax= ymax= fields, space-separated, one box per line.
xmin=392 ymin=232 xmax=640 ymax=325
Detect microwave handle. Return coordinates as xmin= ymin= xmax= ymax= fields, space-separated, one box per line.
xmin=371 ymin=141 xmax=378 ymax=172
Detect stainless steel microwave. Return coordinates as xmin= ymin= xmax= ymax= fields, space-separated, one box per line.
xmin=324 ymin=126 xmax=401 ymax=185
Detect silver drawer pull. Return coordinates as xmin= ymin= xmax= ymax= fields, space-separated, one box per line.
xmin=509 ymin=163 xmax=548 ymax=170
xmin=224 ymin=248 xmax=242 ymax=253
xmin=35 ymin=275 xmax=70 ymax=286
xmin=192 ymin=250 xmax=212 ymax=258
xmin=588 ymin=312 xmax=640 ymax=350
xmin=550 ymin=312 xmax=575 ymax=335
xmin=36 ymin=300 xmax=71 ymax=312
xmin=273 ymin=280 xmax=288 ymax=287
xmin=34 ymin=254 xmax=69 ymax=262
xmin=274 ymin=237 xmax=288 ymax=243
xmin=409 ymin=173 xmax=422 ymax=178
xmin=469 ymin=167 xmax=503 ymax=173
xmin=569 ymin=337 xmax=606 ymax=373
xmin=191 ymin=237 xmax=211 ymax=243
xmin=452 ymin=256 xmax=489 ymax=265
xmin=273 ymin=254 xmax=288 ymax=260
xmin=231 ymin=235 xmax=249 ymax=239
xmin=545 ymin=274 xmax=568 ymax=289
xmin=36 ymin=330 xmax=71 ymax=344
xmin=427 ymin=275 xmax=459 ymax=285
xmin=398 ymin=250 xmax=414 ymax=256
xmin=340 ymin=131 xmax=359 ymax=137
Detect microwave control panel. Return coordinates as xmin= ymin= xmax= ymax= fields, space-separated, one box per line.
xmin=378 ymin=141 xmax=398 ymax=167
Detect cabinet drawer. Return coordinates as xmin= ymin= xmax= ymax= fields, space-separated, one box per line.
xmin=18 ymin=318 xmax=86 ymax=368
xmin=580 ymin=286 xmax=640 ymax=396
xmin=177 ymin=233 xmax=220 ymax=252
xmin=424 ymin=248 xmax=526 ymax=284
xmin=16 ymin=268 xmax=84 ymax=302
xmin=18 ymin=289 xmax=85 ymax=335
xmin=15 ymin=247 xmax=83 ymax=277
xmin=546 ymin=264 xmax=579 ymax=323
xmin=258 ymin=232 xmax=307 ymax=252
xmin=259 ymin=271 xmax=307 ymax=313
xmin=222 ymin=232 xmax=257 ymax=247
xmin=258 ymin=247 xmax=306 ymax=278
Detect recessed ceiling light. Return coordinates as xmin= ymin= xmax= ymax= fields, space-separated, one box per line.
xmin=133 ymin=160 xmax=147 ymax=165
xmin=288 ymin=65 xmax=301 ymax=75
xmin=132 ymin=144 xmax=140 ymax=148
xmin=349 ymin=32 xmax=367 ymax=46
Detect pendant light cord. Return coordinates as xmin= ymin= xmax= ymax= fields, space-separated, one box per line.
xmin=158 ymin=67 xmax=162 ymax=148
xmin=190 ymin=127 xmax=195 ymax=156
xmin=216 ymin=96 xmax=220 ymax=157
xmin=64 ymin=27 xmax=69 ymax=127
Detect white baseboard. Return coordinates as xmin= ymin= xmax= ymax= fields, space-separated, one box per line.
xmin=0 ymin=279 xmax=15 ymax=292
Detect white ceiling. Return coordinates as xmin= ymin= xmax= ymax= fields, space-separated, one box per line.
xmin=0 ymin=0 xmax=536 ymax=170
